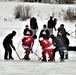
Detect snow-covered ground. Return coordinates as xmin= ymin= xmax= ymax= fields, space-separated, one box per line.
xmin=0 ymin=2 xmax=76 ymax=75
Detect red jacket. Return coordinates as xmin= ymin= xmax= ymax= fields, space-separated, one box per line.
xmin=40 ymin=39 xmax=54 ymax=50
xmin=22 ymin=36 xmax=34 ymax=48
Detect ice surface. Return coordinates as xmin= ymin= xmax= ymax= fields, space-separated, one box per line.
xmin=0 ymin=2 xmax=76 ymax=75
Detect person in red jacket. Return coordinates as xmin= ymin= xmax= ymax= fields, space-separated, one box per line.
xmin=39 ymin=38 xmax=55 ymax=62
xmin=22 ymin=35 xmax=37 ymax=60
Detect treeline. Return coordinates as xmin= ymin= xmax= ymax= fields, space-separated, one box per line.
xmin=0 ymin=0 xmax=76 ymax=4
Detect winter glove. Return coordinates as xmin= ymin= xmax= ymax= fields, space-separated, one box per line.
xmin=30 ymin=49 xmax=33 ymax=53
xmin=31 ymin=50 xmax=33 ymax=53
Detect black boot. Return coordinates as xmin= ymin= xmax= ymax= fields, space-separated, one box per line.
xmin=41 ymin=59 xmax=46 ymax=62
xmin=9 ymin=57 xmax=14 ymax=60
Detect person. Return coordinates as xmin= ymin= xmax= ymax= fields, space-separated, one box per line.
xmin=30 ymin=17 xmax=38 ymax=36
xmin=53 ymin=18 xmax=57 ymax=31
xmin=39 ymin=38 xmax=54 ymax=62
xmin=22 ymin=35 xmax=37 ymax=60
xmin=47 ymin=16 xmax=57 ymax=35
xmin=39 ymin=24 xmax=50 ymax=40
xmin=57 ymin=24 xmax=70 ymax=59
xmin=23 ymin=25 xmax=33 ymax=36
xmin=50 ymin=34 xmax=66 ymax=61
xmin=3 ymin=31 xmax=16 ymax=60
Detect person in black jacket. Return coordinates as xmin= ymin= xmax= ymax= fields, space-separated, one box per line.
xmin=39 ymin=24 xmax=50 ymax=40
xmin=50 ymin=34 xmax=66 ymax=61
xmin=30 ymin=17 xmax=38 ymax=35
xmin=3 ymin=31 xmax=16 ymax=60
xmin=23 ymin=25 xmax=33 ymax=36
xmin=47 ymin=16 xmax=57 ymax=34
xmin=53 ymin=18 xmax=57 ymax=31
xmin=57 ymin=24 xmax=70 ymax=59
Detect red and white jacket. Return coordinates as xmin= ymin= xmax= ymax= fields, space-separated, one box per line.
xmin=22 ymin=36 xmax=34 ymax=48
xmin=40 ymin=39 xmax=55 ymax=50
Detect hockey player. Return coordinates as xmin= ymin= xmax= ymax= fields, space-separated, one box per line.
xmin=57 ymin=24 xmax=70 ymax=59
xmin=50 ymin=34 xmax=65 ymax=61
xmin=39 ymin=24 xmax=50 ymax=40
xmin=22 ymin=35 xmax=37 ymax=60
xmin=39 ymin=38 xmax=55 ymax=62
xmin=3 ymin=31 xmax=16 ymax=60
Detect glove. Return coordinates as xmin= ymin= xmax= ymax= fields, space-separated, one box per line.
xmin=31 ymin=50 xmax=33 ymax=53
xmin=30 ymin=49 xmax=33 ymax=53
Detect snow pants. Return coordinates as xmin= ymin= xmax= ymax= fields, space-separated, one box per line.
xmin=24 ymin=48 xmax=30 ymax=59
xmin=48 ymin=28 xmax=53 ymax=34
xmin=32 ymin=29 xmax=37 ymax=36
xmin=53 ymin=47 xmax=65 ymax=60
xmin=42 ymin=49 xmax=53 ymax=61
xmin=3 ymin=43 xmax=12 ymax=59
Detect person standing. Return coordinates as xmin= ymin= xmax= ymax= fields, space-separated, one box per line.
xmin=3 ymin=31 xmax=16 ymax=60
xmin=39 ymin=24 xmax=50 ymax=40
xmin=53 ymin=18 xmax=57 ymax=31
xmin=23 ymin=25 xmax=33 ymax=36
xmin=30 ymin=17 xmax=38 ymax=35
xmin=47 ymin=16 xmax=57 ymax=35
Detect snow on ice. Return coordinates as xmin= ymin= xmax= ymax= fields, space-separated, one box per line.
xmin=0 ymin=2 xmax=76 ymax=75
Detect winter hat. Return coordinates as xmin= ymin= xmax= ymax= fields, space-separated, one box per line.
xmin=33 ymin=34 xmax=37 ymax=39
xmin=60 ymin=24 xmax=64 ymax=27
xmin=43 ymin=24 xmax=46 ymax=28
xmin=39 ymin=37 xmax=43 ymax=41
xmin=50 ymin=34 xmax=55 ymax=39
xmin=25 ymin=25 xmax=29 ymax=28
xmin=12 ymin=31 xmax=16 ymax=36
xmin=50 ymin=16 xmax=53 ymax=19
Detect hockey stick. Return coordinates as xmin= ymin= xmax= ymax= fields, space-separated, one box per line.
xmin=15 ymin=40 xmax=22 ymax=60
xmin=35 ymin=42 xmax=39 ymax=53
xmin=17 ymin=40 xmax=21 ymax=50
xmin=33 ymin=51 xmax=42 ymax=61
xmin=70 ymin=30 xmax=76 ymax=34
xmin=34 ymin=42 xmax=42 ymax=61
xmin=15 ymin=50 xmax=21 ymax=60
xmin=70 ymin=35 xmax=76 ymax=39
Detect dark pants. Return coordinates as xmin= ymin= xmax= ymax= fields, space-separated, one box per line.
xmin=53 ymin=47 xmax=65 ymax=59
xmin=3 ymin=43 xmax=12 ymax=59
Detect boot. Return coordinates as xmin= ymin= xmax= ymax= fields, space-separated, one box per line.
xmin=9 ymin=57 xmax=14 ymax=60
xmin=41 ymin=59 xmax=46 ymax=62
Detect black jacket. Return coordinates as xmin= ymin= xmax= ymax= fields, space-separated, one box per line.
xmin=23 ymin=28 xmax=33 ymax=36
xmin=39 ymin=29 xmax=50 ymax=39
xmin=47 ymin=19 xmax=54 ymax=28
xmin=52 ymin=37 xmax=64 ymax=49
xmin=3 ymin=33 xmax=15 ymax=50
xmin=30 ymin=17 xmax=38 ymax=30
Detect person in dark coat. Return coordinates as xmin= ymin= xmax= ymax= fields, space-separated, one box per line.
xmin=53 ymin=18 xmax=57 ymax=31
xmin=39 ymin=24 xmax=50 ymax=40
xmin=50 ymin=34 xmax=66 ymax=61
xmin=47 ymin=16 xmax=57 ymax=34
xmin=57 ymin=24 xmax=70 ymax=59
xmin=23 ymin=25 xmax=33 ymax=36
xmin=3 ymin=31 xmax=16 ymax=60
xmin=30 ymin=17 xmax=38 ymax=35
